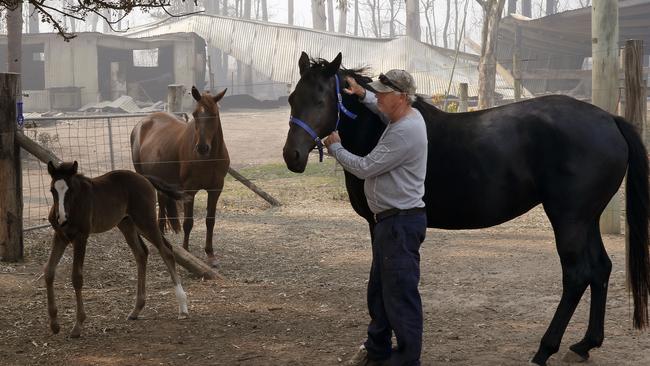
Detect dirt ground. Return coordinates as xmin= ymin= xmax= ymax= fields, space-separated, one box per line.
xmin=2 ymin=107 xmax=650 ymax=365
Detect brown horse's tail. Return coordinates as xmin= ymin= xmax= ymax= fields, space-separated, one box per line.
xmin=144 ymin=175 xmax=183 ymax=234
xmin=614 ymin=116 xmax=650 ymax=329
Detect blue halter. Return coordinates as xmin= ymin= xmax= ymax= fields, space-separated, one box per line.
xmin=289 ymin=74 xmax=358 ymax=162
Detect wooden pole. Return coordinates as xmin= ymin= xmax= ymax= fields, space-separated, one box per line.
xmin=167 ymin=84 xmax=185 ymax=113
xmin=593 ymin=0 xmax=620 ymax=234
xmin=228 ymin=167 xmax=281 ymax=207
xmin=513 ymin=24 xmax=522 ymax=102
xmin=624 ymin=39 xmax=646 ymax=288
xmin=458 ymin=83 xmax=468 ymax=112
xmin=0 ymin=73 xmax=23 ymax=262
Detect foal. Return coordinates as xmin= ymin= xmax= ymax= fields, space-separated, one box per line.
xmin=45 ymin=161 xmax=189 ymax=338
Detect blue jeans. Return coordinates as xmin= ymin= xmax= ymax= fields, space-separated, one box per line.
xmin=364 ymin=212 xmax=426 ymax=366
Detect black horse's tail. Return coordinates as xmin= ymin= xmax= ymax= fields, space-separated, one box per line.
xmin=144 ymin=175 xmax=183 ymax=234
xmin=615 ymin=116 xmax=650 ymax=329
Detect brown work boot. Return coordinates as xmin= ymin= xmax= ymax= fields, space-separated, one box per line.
xmin=346 ymin=345 xmax=389 ymax=366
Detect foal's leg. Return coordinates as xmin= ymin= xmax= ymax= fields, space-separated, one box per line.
xmin=182 ymin=193 xmax=195 ymax=251
xmin=44 ymin=232 xmax=69 ymax=334
xmin=157 ymin=192 xmax=168 ymax=233
xmin=567 ymin=221 xmax=612 ymax=361
xmin=118 ymin=218 xmax=150 ymax=320
xmin=531 ymin=221 xmax=591 ymax=365
xmin=135 ymin=218 xmax=189 ymax=319
xmin=204 ymin=190 xmax=222 ymax=268
xmin=70 ymin=234 xmax=88 ymax=338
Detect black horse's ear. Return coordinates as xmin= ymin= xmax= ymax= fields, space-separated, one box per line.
xmin=71 ymin=161 xmax=78 ymax=175
xmin=191 ymin=86 xmax=202 ymax=102
xmin=298 ymin=51 xmax=310 ymax=76
xmin=213 ymin=88 xmax=227 ymax=103
xmin=47 ymin=161 xmax=56 ymax=176
xmin=324 ymin=52 xmax=342 ymax=77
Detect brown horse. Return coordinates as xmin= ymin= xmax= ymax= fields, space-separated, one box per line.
xmin=45 ymin=161 xmax=189 ymax=338
xmin=130 ymin=87 xmax=230 ymax=268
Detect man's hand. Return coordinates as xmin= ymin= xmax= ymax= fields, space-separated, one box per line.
xmin=343 ymin=76 xmax=366 ymax=98
xmin=324 ymin=131 xmax=341 ymax=148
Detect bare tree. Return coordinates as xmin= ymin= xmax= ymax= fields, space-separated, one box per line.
xmin=27 ymin=2 xmax=38 ymax=33
xmin=545 ymin=0 xmax=555 ymax=15
xmin=338 ymin=0 xmax=348 ymax=33
xmin=443 ymin=0 xmax=450 ymax=47
xmin=476 ymin=0 xmax=505 ymax=108
xmin=288 ymin=0 xmax=293 ymax=24
xmin=507 ymin=0 xmax=515 ymax=14
xmin=6 ymin=0 xmax=22 ymax=74
xmin=0 ymin=0 xmax=200 ymax=40
xmin=406 ymin=0 xmax=420 ymax=40
xmin=327 ymin=0 xmax=335 ymax=31
xmin=312 ymin=0 xmax=327 ymax=30
xmin=421 ymin=0 xmax=436 ymax=45
xmin=354 ymin=0 xmax=359 ymax=35
xmin=389 ymin=0 xmax=396 ymax=37
xmin=366 ymin=0 xmax=379 ymax=37
xmin=521 ymin=0 xmax=530 ymax=16
xmin=261 ymin=0 xmax=267 ymax=20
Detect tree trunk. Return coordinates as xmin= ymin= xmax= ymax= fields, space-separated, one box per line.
xmin=354 ymin=0 xmax=359 ymax=35
xmin=288 ymin=0 xmax=294 ymax=24
xmin=478 ymin=0 xmax=506 ymax=109
xmin=7 ymin=1 xmax=22 ymax=74
xmin=454 ymin=0 xmax=459 ymax=47
xmin=521 ymin=0 xmax=531 ymax=17
xmin=28 ymin=4 xmax=38 ymax=33
xmin=443 ymin=0 xmax=450 ymax=48
xmin=327 ymin=0 xmax=335 ymax=31
xmin=507 ymin=0 xmax=516 ymax=14
xmin=423 ymin=1 xmax=434 ymax=45
xmin=242 ymin=0 xmax=252 ymax=94
xmin=261 ymin=0 xmax=268 ymax=20
xmin=312 ymin=0 xmax=327 ymax=30
xmin=546 ymin=0 xmax=555 ymax=15
xmin=389 ymin=0 xmax=395 ymax=37
xmin=338 ymin=0 xmax=348 ymax=33
xmin=244 ymin=0 xmax=251 ymax=18
xmin=406 ymin=0 xmax=420 ymax=40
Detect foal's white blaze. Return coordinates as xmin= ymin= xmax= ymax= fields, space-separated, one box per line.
xmin=54 ymin=179 xmax=69 ymax=225
xmin=175 ymin=284 xmax=188 ymax=316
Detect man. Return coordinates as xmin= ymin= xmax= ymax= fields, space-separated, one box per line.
xmin=323 ymin=70 xmax=428 ymax=366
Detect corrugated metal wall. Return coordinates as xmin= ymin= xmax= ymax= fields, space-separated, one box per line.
xmin=127 ymin=14 xmax=513 ymax=99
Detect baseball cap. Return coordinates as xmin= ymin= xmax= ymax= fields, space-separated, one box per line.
xmin=367 ymin=69 xmax=417 ymax=95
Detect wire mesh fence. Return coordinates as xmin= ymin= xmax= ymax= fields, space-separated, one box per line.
xmin=21 ymin=114 xmax=149 ymax=230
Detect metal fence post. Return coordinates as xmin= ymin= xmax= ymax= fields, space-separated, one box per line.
xmin=107 ymin=117 xmax=115 ymax=171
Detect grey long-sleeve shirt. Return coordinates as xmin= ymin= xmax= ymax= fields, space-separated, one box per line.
xmin=328 ymin=91 xmax=428 ymax=214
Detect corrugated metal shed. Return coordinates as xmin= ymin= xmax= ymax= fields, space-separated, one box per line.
xmin=127 ymin=14 xmax=514 ymax=99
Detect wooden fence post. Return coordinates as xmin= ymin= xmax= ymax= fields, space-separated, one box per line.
xmin=458 ymin=83 xmax=468 ymax=112
xmin=0 ymin=73 xmax=23 ymax=262
xmin=167 ymin=84 xmax=185 ymax=113
xmin=624 ymin=39 xmax=646 ymax=288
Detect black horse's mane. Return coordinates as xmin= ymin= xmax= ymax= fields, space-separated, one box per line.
xmin=308 ymin=56 xmax=445 ymax=123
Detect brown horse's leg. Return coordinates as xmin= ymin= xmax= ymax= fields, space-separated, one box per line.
xmin=182 ymin=194 xmax=195 ymax=251
xmin=44 ymin=232 xmax=69 ymax=335
xmin=204 ymin=190 xmax=221 ymax=268
xmin=135 ymin=218 xmax=189 ymax=319
xmin=118 ymin=218 xmax=149 ymax=320
xmin=70 ymin=235 xmax=88 ymax=338
xmin=157 ymin=192 xmax=168 ymax=233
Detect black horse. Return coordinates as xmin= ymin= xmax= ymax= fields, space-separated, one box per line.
xmin=282 ymin=52 xmax=650 ymax=366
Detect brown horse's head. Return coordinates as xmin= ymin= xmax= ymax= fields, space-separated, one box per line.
xmin=47 ymin=161 xmax=80 ymax=227
xmin=190 ymin=86 xmax=227 ymax=157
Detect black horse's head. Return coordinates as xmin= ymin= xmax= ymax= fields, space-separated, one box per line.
xmin=283 ymin=52 xmax=343 ymax=173
xmin=191 ymin=86 xmax=227 ymax=157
